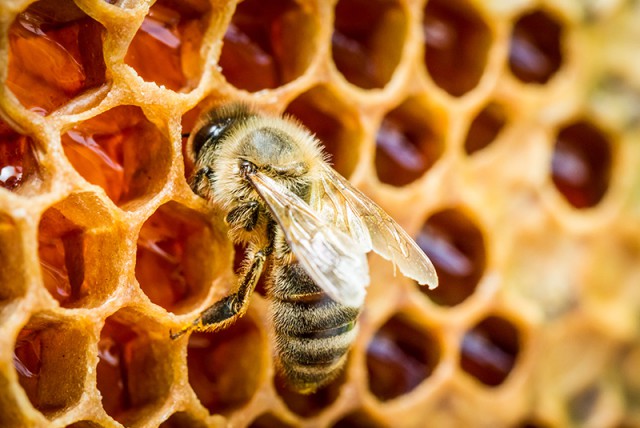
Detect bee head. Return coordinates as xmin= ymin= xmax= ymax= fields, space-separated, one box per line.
xmin=190 ymin=104 xmax=254 ymax=161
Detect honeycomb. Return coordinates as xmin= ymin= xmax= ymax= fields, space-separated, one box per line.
xmin=1 ymin=0 xmax=640 ymax=426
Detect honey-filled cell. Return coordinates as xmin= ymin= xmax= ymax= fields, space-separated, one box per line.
xmin=416 ymin=208 xmax=486 ymax=306
xmin=125 ymin=0 xmax=211 ymax=91
xmin=551 ymin=120 xmax=612 ymax=209
xmin=509 ymin=10 xmax=563 ymax=85
xmin=0 ymin=119 xmax=42 ymax=193
xmin=187 ymin=317 xmax=263 ymax=415
xmin=249 ymin=413 xmax=297 ymax=428
xmin=332 ymin=0 xmax=406 ymax=89
xmin=159 ymin=411 xmax=207 ymax=428
xmin=275 ymin=368 xmax=345 ymax=418
xmin=375 ymin=98 xmax=445 ymax=186
xmin=97 ymin=311 xmax=174 ymax=426
xmin=136 ymin=202 xmax=227 ymax=314
xmin=219 ymin=0 xmax=317 ymax=92
xmin=423 ymin=0 xmax=492 ymax=96
xmin=460 ymin=315 xmax=521 ymax=387
xmin=61 ymin=105 xmax=171 ymax=208
xmin=366 ymin=314 xmax=440 ymax=401
xmin=464 ymin=102 xmax=507 ymax=155
xmin=38 ymin=193 xmax=121 ymax=308
xmin=0 ymin=214 xmax=25 ymax=314
xmin=7 ymin=0 xmax=106 ymax=114
xmin=332 ymin=410 xmax=389 ymax=428
xmin=286 ymin=87 xmax=361 ymax=178
xmin=13 ymin=319 xmax=90 ymax=418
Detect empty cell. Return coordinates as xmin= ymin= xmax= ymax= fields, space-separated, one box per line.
xmin=366 ymin=314 xmax=440 ymax=401
xmin=423 ymin=0 xmax=492 ymax=97
xmin=332 ymin=0 xmax=407 ymax=89
xmin=97 ymin=311 xmax=173 ymax=426
xmin=0 ymin=214 xmax=26 ymax=311
xmin=187 ymin=317 xmax=263 ymax=415
xmin=0 ymin=119 xmax=42 ymax=193
xmin=136 ymin=202 xmax=225 ymax=314
xmin=219 ymin=0 xmax=317 ymax=92
xmin=375 ymin=99 xmax=445 ymax=186
xmin=7 ymin=0 xmax=106 ymax=114
xmin=286 ymin=87 xmax=361 ymax=178
xmin=13 ymin=320 xmax=89 ymax=417
xmin=416 ymin=209 xmax=486 ymax=306
xmin=460 ymin=316 xmax=520 ymax=387
xmin=332 ymin=410 xmax=389 ymax=428
xmin=159 ymin=411 xmax=207 ymax=428
xmin=509 ymin=11 xmax=563 ymax=84
xmin=125 ymin=0 xmax=210 ymax=91
xmin=61 ymin=105 xmax=171 ymax=208
xmin=37 ymin=194 xmax=121 ymax=308
xmin=249 ymin=413 xmax=297 ymax=428
xmin=551 ymin=120 xmax=612 ymax=209
xmin=464 ymin=102 xmax=507 ymax=155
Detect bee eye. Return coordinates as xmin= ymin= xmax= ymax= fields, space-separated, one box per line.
xmin=191 ymin=117 xmax=233 ymax=159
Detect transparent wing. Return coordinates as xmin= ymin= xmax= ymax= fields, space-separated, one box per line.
xmin=314 ymin=165 xmax=438 ymax=289
xmin=247 ymin=171 xmax=369 ymax=307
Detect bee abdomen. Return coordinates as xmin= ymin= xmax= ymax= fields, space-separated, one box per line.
xmin=271 ymin=294 xmax=360 ymax=392
xmin=275 ymin=324 xmax=359 ymax=393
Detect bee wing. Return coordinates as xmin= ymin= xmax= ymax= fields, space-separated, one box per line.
xmin=315 ymin=165 xmax=438 ymax=289
xmin=247 ymin=171 xmax=369 ymax=307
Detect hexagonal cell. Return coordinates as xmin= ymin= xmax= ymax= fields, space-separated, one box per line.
xmin=375 ymin=98 xmax=445 ymax=186
xmin=7 ymin=0 xmax=106 ymax=114
xmin=97 ymin=310 xmax=174 ymax=426
xmin=61 ymin=105 xmax=172 ymax=208
xmin=249 ymin=413 xmax=297 ymax=428
xmin=65 ymin=422 xmax=103 ymax=428
xmin=159 ymin=411 xmax=207 ymax=428
xmin=332 ymin=0 xmax=406 ymax=89
xmin=464 ymin=102 xmax=507 ymax=155
xmin=509 ymin=10 xmax=563 ymax=85
xmin=13 ymin=318 xmax=90 ymax=418
xmin=551 ymin=120 xmax=612 ymax=209
xmin=423 ymin=0 xmax=492 ymax=97
xmin=416 ymin=208 xmax=486 ymax=306
xmin=219 ymin=0 xmax=318 ymax=92
xmin=275 ymin=368 xmax=345 ymax=417
xmin=460 ymin=315 xmax=520 ymax=387
xmin=285 ymin=87 xmax=362 ymax=178
xmin=136 ymin=201 xmax=227 ymax=314
xmin=124 ymin=0 xmax=210 ymax=91
xmin=515 ymin=421 xmax=552 ymax=428
xmin=37 ymin=194 xmax=121 ymax=308
xmin=0 ymin=118 xmax=42 ymax=193
xmin=187 ymin=316 xmax=263 ymax=415
xmin=568 ymin=384 xmax=600 ymax=426
xmin=0 ymin=214 xmax=26 ymax=313
xmin=366 ymin=314 xmax=440 ymax=402
xmin=332 ymin=410 xmax=389 ymax=428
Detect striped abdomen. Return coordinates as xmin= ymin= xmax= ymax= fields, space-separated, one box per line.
xmin=269 ymin=262 xmax=360 ymax=394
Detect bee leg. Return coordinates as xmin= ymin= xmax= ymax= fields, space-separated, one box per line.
xmin=170 ymin=249 xmax=266 ymax=340
xmin=190 ymin=166 xmax=216 ymax=195
xmin=225 ymin=201 xmax=260 ymax=231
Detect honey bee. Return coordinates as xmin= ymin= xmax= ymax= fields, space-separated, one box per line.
xmin=171 ymin=103 xmax=438 ymax=393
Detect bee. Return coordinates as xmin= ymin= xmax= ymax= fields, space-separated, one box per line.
xmin=171 ymin=103 xmax=438 ymax=394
